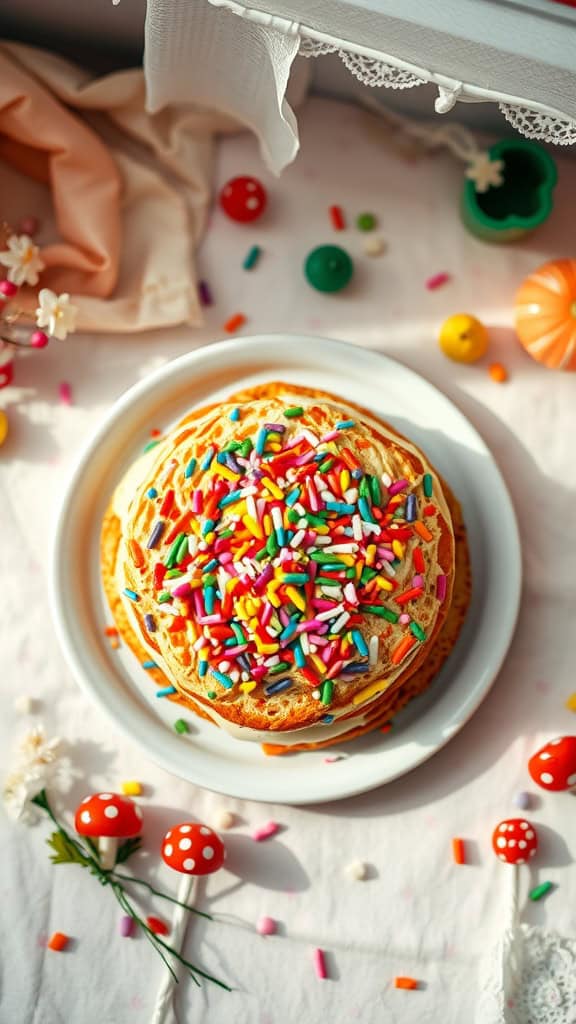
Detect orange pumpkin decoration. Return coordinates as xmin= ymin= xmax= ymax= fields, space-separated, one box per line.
xmin=515 ymin=259 xmax=576 ymax=370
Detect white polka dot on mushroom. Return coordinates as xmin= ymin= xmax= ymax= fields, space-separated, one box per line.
xmin=539 ymin=751 xmax=551 ymax=760
xmin=568 ymin=773 xmax=576 ymax=786
xmin=183 ymin=858 xmax=196 ymax=871
xmin=202 ymin=846 xmax=214 ymax=860
xmin=520 ymin=822 xmax=529 ymax=829
xmin=200 ymin=827 xmax=211 ymax=836
xmin=104 ymin=805 xmax=119 ymax=818
xmin=526 ymin=830 xmax=534 ymax=840
xmin=82 ymin=796 xmax=91 ymax=804
xmin=165 ymin=830 xmax=172 ymax=840
xmin=179 ymin=825 xmax=192 ymax=834
xmin=540 ymin=772 xmax=554 ymax=784
xmin=179 ymin=838 xmax=192 ymax=850
xmin=496 ymin=837 xmax=506 ymax=849
xmin=519 ymin=840 xmax=527 ymax=849
xmin=164 ymin=844 xmax=173 ymax=856
xmin=80 ymin=810 xmax=91 ymax=823
xmin=498 ymin=824 xmax=507 ymax=832
xmin=99 ymin=793 xmax=113 ymax=800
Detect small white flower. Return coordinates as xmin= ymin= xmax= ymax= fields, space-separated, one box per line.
xmin=3 ymin=725 xmax=73 ymax=823
xmin=35 ymin=289 xmax=78 ymax=341
xmin=465 ymin=153 xmax=505 ymax=194
xmin=0 ymin=234 xmax=45 ymax=286
xmin=18 ymin=725 xmax=61 ymax=766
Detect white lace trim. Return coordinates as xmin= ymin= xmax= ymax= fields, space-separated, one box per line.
xmin=300 ymin=41 xmax=424 ymax=89
xmin=297 ymin=37 xmax=576 ymax=145
xmin=499 ymin=104 xmax=576 ymax=146
xmin=478 ymin=923 xmax=576 ymax=1024
xmin=298 ymin=38 xmax=337 ymax=59
xmin=208 ymin=0 xmax=576 ymax=147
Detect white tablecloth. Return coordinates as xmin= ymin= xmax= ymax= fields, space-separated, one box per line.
xmin=2 ymin=97 xmax=576 ymax=1024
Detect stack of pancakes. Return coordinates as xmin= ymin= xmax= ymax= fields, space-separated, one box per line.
xmin=101 ymin=382 xmax=471 ymax=754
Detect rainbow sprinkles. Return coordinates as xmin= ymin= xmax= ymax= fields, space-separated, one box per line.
xmin=109 ymin=386 xmax=456 ymax=743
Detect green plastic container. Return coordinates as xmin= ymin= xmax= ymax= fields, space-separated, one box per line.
xmin=461 ymin=139 xmax=557 ymax=244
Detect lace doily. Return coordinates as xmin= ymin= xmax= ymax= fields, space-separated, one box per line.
xmin=296 ymin=36 xmax=576 ymax=147
xmin=299 ymin=42 xmax=425 ymax=90
xmin=479 ymin=924 xmax=576 ymax=1024
xmin=338 ymin=51 xmax=425 ymax=90
xmin=298 ymin=38 xmax=337 ymax=58
xmin=499 ymin=104 xmax=576 ymax=146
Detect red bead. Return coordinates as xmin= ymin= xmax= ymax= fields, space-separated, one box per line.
xmin=0 ymin=358 xmax=14 ymax=388
xmin=146 ymin=915 xmax=169 ymax=936
xmin=0 ymin=280 xmax=18 ymax=298
xmin=30 ymin=330 xmax=49 ymax=349
xmin=219 ymin=176 xmax=267 ymax=223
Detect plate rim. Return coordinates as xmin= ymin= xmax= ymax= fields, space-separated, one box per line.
xmin=50 ymin=334 xmax=522 ymax=804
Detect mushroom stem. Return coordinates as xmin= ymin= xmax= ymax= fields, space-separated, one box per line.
xmin=98 ymin=835 xmax=118 ymax=869
xmin=151 ymin=873 xmax=197 ymax=1024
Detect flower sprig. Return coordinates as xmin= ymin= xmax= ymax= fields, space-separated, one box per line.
xmin=31 ymin=788 xmax=230 ymax=991
xmin=0 ymin=225 xmax=78 ymax=404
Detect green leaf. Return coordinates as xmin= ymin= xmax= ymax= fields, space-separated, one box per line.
xmin=31 ymin=789 xmax=49 ymax=812
xmin=47 ymin=830 xmax=92 ymax=868
xmin=115 ymin=836 xmax=142 ymax=865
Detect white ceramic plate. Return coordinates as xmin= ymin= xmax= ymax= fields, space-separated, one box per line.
xmin=51 ymin=335 xmax=521 ymax=805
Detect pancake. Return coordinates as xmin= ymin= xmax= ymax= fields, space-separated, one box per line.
xmin=101 ymin=381 xmax=469 ymax=750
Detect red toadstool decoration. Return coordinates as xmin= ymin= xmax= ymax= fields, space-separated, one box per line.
xmin=161 ymin=822 xmax=226 ymax=876
xmin=491 ymin=818 xmax=538 ymax=865
xmin=528 ymin=735 xmax=576 ymax=792
xmin=75 ymin=792 xmax=142 ymax=869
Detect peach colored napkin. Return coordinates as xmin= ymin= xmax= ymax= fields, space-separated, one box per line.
xmin=0 ymin=43 xmax=236 ymax=333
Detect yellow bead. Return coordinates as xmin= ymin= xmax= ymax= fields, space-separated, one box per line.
xmin=438 ymin=314 xmax=488 ymax=364
xmin=0 ymin=410 xmax=7 ymax=447
xmin=121 ymin=780 xmax=142 ymax=796
xmin=566 ymin=693 xmax=576 ymax=712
